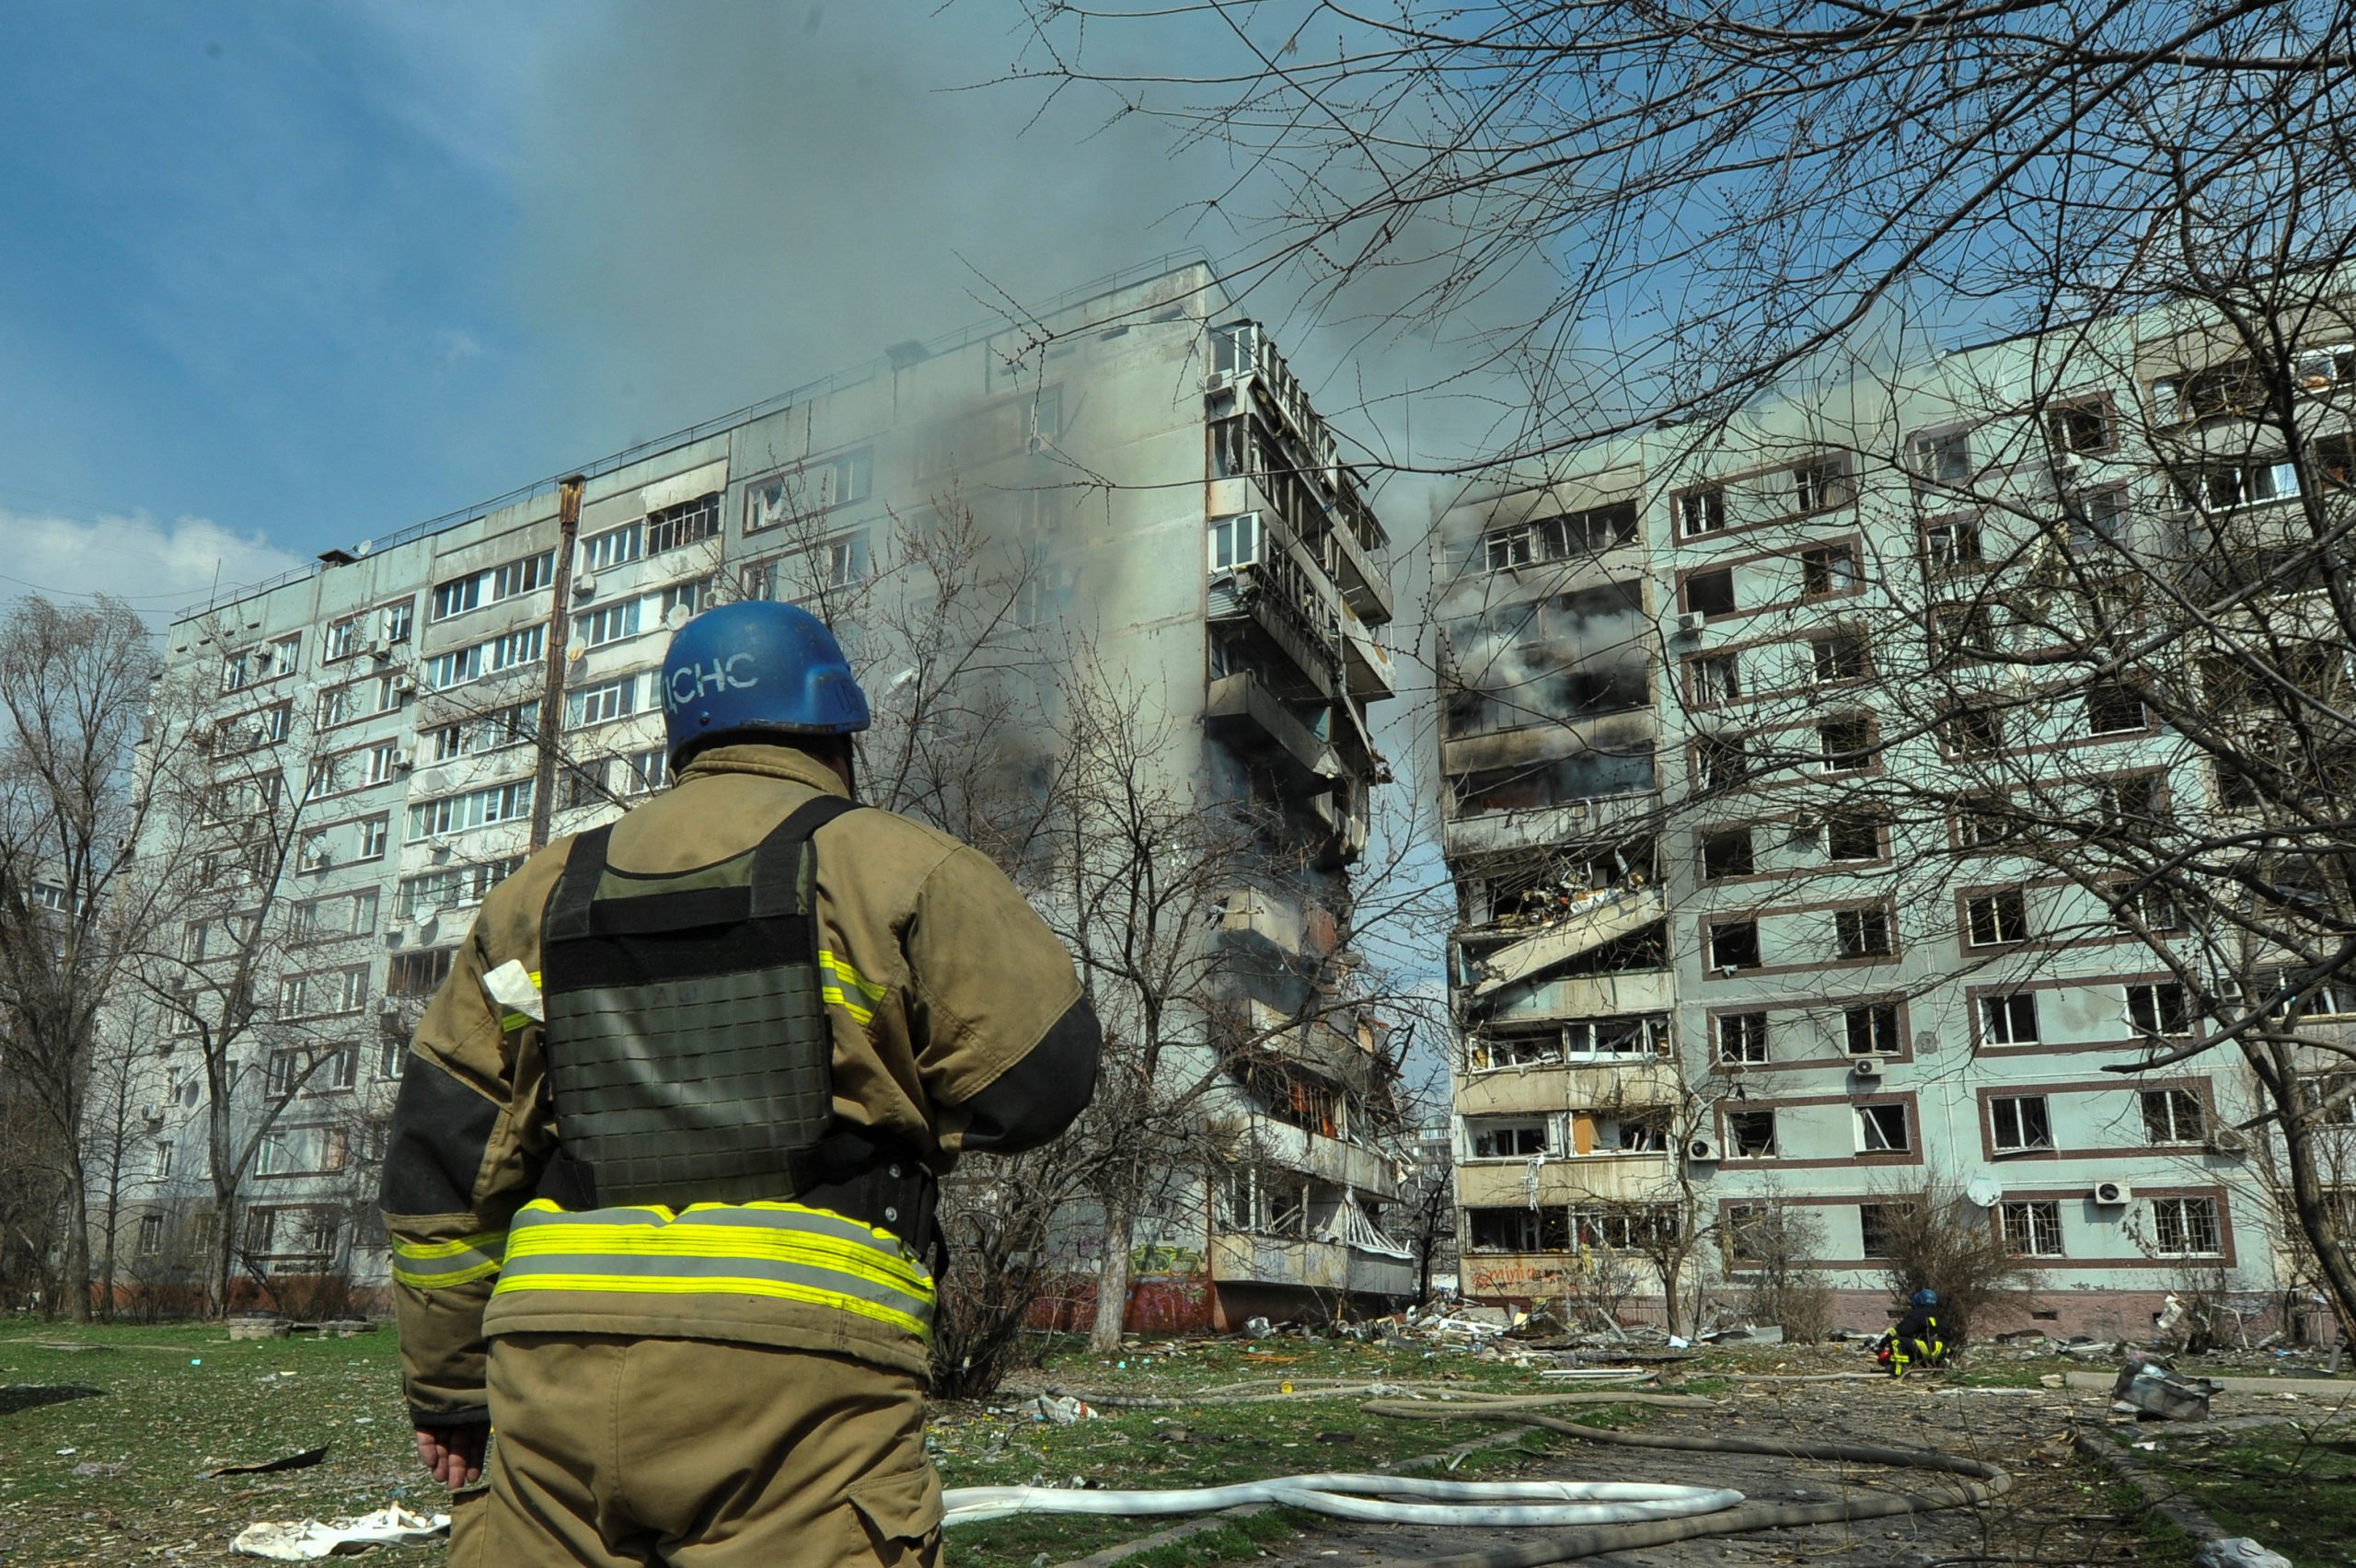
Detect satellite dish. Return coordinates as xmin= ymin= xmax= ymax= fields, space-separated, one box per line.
xmin=356 ymin=540 xmax=374 ymax=556
xmin=664 ymin=605 xmax=691 ymax=631
xmin=1963 ymin=1171 xmax=2004 ymax=1208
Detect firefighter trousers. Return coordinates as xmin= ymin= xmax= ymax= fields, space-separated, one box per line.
xmin=458 ymin=1333 xmax=942 ymax=1567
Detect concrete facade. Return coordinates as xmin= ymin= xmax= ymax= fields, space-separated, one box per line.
xmin=134 ymin=260 xmax=1414 ymax=1324
xmin=1436 ymin=302 xmax=2356 ymax=1339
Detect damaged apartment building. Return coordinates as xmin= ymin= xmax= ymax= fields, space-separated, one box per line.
xmin=138 ymin=258 xmax=1413 ymax=1327
xmin=1438 ymin=299 xmax=2356 ymax=1338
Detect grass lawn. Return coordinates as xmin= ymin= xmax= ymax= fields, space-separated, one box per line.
xmin=0 ymin=1324 xmax=1658 ymax=1567
xmin=2125 ymin=1423 xmax=2356 ymax=1568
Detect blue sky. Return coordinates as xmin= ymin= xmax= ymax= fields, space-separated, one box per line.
xmin=0 ymin=1 xmax=1276 ymax=608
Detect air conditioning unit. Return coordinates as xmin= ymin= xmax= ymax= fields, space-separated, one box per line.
xmin=1674 ymin=611 xmax=1708 ymax=638
xmin=2091 ymin=1181 xmax=2133 ymax=1207
xmin=1201 ymin=370 xmax=1232 ymax=394
xmin=572 ymin=573 xmax=598 ymax=599
xmin=368 ymin=635 xmax=392 ymax=660
xmin=140 ymin=1103 xmax=164 ymax=1123
xmin=390 ymin=748 xmax=413 ymax=771
xmin=390 ymin=673 xmax=416 ymax=695
xmin=2206 ymin=1125 xmax=2250 ymax=1157
xmin=299 ymin=847 xmax=332 ymax=872
xmin=1851 ymin=1055 xmax=1884 ymax=1081
xmin=1685 ymin=1136 xmax=1721 ymax=1165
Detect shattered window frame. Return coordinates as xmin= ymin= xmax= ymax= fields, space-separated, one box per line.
xmin=1982 ymin=992 xmax=2040 ymax=1044
xmin=1991 ymin=1094 xmax=2052 ymax=1152
xmin=1856 ymin=1101 xmax=1911 ymax=1152
xmin=1727 ymin=1110 xmax=1778 ymax=1158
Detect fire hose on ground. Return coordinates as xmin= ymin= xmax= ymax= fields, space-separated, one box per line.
xmin=938 ymin=1387 xmax=2013 ymax=1566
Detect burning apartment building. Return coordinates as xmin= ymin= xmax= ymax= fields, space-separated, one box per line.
xmin=133 ymin=259 xmax=1415 ymax=1328
xmin=1437 ymin=297 xmax=2356 ymax=1341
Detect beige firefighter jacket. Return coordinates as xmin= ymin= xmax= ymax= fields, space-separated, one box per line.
xmin=380 ymin=744 xmax=1093 ymax=1425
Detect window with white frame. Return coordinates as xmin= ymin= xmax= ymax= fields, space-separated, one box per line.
xmin=1982 ymin=993 xmax=2040 ymax=1044
xmin=431 ymin=573 xmax=482 ymax=621
xmin=1835 ymin=905 xmax=1894 ymax=958
xmin=1716 ymin=1011 xmax=1769 ymax=1064
xmin=1211 ymin=513 xmax=1263 ymax=572
xmin=566 ymin=674 xmax=640 ymax=729
xmin=1856 ymin=1101 xmax=1911 ymax=1151
xmin=358 ymin=814 xmax=389 ymax=860
xmin=1692 ymin=653 xmax=1741 ymax=703
xmin=1967 ymin=891 xmax=2029 ymax=946
xmin=360 ymin=740 xmax=401 ymax=787
xmin=1923 ymin=517 xmax=1982 ymax=569
xmin=1844 ymin=1002 xmax=1899 ymax=1054
xmin=1792 ymin=459 xmax=1851 ymax=513
xmin=2150 ymin=1194 xmax=2221 ymax=1255
xmin=1800 ymin=543 xmax=1858 ymax=594
xmin=661 ymin=576 xmax=714 ymax=620
xmin=644 ymin=493 xmax=722 ymax=556
xmin=745 ymin=452 xmax=872 ymax=532
xmin=2001 ymin=1200 xmax=2064 ymax=1256
xmin=1565 ymin=1015 xmax=1668 ymax=1057
xmin=576 ymin=600 xmax=642 ymax=649
xmin=1727 ymin=1110 xmax=1777 ymax=1157
xmin=1468 ymin=1118 xmax=1550 ymax=1159
xmin=1914 ymin=430 xmax=1971 ymax=483
xmin=1818 ymin=717 xmax=1873 ymax=773
xmin=2181 ymin=458 xmax=2300 ymax=513
xmin=626 ymin=746 xmax=670 ymax=795
xmin=1809 ymin=632 xmax=1869 ymax=683
xmin=257 ymin=1124 xmax=348 ymax=1178
xmin=2141 ymin=1088 xmax=2204 ymax=1143
xmin=1484 ymin=525 xmax=1532 ymax=571
xmin=1678 ymin=487 xmax=1727 ymax=536
xmin=423 ymin=624 xmax=545 ymax=690
xmin=408 ymin=779 xmax=534 ymax=837
xmin=582 ymin=521 xmax=642 ymax=572
xmin=1991 ymin=1094 xmax=2051 ymax=1151
xmin=2127 ymin=982 xmax=2192 ymax=1036
xmin=822 ymin=529 xmax=871 ymax=588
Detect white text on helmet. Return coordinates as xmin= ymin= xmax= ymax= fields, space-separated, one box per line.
xmin=665 ymin=653 xmax=759 ymax=713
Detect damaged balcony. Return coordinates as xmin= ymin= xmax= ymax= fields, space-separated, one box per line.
xmin=1467 ymin=883 xmax=1669 ymax=999
xmin=1205 ymin=672 xmax=1344 ymax=790
xmin=1456 ymin=1150 xmax=1677 ymax=1209
xmin=1208 ymin=525 xmax=1345 ymax=701
xmin=1458 ymin=1057 xmax=1680 ymax=1118
xmin=1341 ymin=605 xmax=1397 ymax=701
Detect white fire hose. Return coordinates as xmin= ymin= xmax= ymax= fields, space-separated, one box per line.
xmin=941 ymin=1473 xmax=1744 ymax=1528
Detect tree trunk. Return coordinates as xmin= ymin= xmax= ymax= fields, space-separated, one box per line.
xmin=1090 ymin=1203 xmax=1133 ymax=1353
xmin=96 ymin=1174 xmax=121 ymax=1324
xmin=61 ymin=1156 xmax=93 ymax=1323
xmin=212 ymin=1186 xmax=237 ymax=1320
xmin=1659 ymin=1254 xmax=1685 ymax=1337
xmin=2279 ymin=1098 xmax=2356 ymax=1332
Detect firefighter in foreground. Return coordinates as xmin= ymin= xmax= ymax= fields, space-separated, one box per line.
xmin=379 ymin=602 xmax=1103 ymax=1565
xmin=1877 ymin=1288 xmax=1947 ymax=1378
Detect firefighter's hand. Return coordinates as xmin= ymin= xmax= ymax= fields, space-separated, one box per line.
xmin=414 ymin=1424 xmax=488 ymax=1488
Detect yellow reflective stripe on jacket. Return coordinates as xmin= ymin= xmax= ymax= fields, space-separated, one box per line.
xmin=818 ymin=950 xmax=887 ymax=1026
xmin=491 ymin=1198 xmax=934 ymax=1340
xmin=390 ymin=1230 xmax=506 ymax=1290
xmin=499 ymin=971 xmax=546 ymax=1033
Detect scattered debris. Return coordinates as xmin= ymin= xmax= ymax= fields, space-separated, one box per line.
xmin=231 ymin=1505 xmax=449 ymax=1560
xmin=1028 ymin=1394 xmax=1099 ymax=1424
xmin=72 ymin=1459 xmax=128 ymax=1476
xmin=2110 ymin=1357 xmax=2219 ymax=1422
xmin=1242 ymin=1317 xmax=1275 ymax=1339
xmin=227 ymin=1317 xmax=288 ymax=1342
xmin=2193 ymin=1539 xmax=2295 ymax=1568
xmin=203 ymin=1446 xmax=330 ymax=1478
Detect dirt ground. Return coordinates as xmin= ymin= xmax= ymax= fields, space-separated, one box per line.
xmin=1238 ymin=1379 xmax=2165 ymax=1567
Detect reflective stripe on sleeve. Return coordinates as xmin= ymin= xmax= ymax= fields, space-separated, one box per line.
xmin=492 ymin=1198 xmax=934 ymax=1340
xmin=817 ymin=950 xmax=886 ymax=1025
xmin=390 ymin=1230 xmax=507 ymax=1290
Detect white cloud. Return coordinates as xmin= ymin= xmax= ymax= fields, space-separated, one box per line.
xmin=3 ymin=507 xmax=306 ymax=621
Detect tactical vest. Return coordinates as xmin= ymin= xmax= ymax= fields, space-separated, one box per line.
xmin=538 ymin=795 xmax=862 ymax=1207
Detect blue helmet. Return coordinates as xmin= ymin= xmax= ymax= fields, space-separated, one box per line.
xmin=1911 ymin=1288 xmax=1938 ymax=1309
xmin=661 ymin=602 xmax=869 ymax=768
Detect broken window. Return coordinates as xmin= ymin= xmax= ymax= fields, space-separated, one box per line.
xmin=2141 ymin=1088 xmax=2204 ymax=1144
xmin=1942 ymin=705 xmax=2004 ymax=755
xmin=1809 ymin=633 xmax=1869 ymax=683
xmin=1991 ymin=1094 xmax=2052 ymax=1152
xmin=2150 ymin=1195 xmax=2221 ymax=1255
xmin=2094 ymin=772 xmax=2166 ymax=830
xmin=1472 ymin=1030 xmax=1564 ymax=1070
xmin=2127 ymin=982 xmax=2193 ymax=1036
xmin=644 ymin=493 xmax=722 ymax=556
xmin=1836 ymin=905 xmax=1895 ymax=959
xmin=1966 ymin=891 xmax=2029 ymax=947
xmin=1210 ymin=416 xmax=1250 ymax=478
xmin=1801 ymin=544 xmax=1859 ymax=596
xmin=1709 ymin=920 xmax=1761 ymax=972
xmin=1466 ymin=1206 xmax=1570 ymax=1252
xmin=2179 ymin=457 xmax=2301 ymax=512
xmin=1826 ymin=813 xmax=1882 ymax=861
xmin=1913 ymin=430 xmax=1972 ymax=484
xmin=1859 ymin=1202 xmax=1909 ymax=1258
xmin=2048 ymin=398 xmax=2115 ymax=455
xmin=1857 ymin=1101 xmax=1911 ymax=1152
xmin=2065 ymin=486 xmax=2129 ymax=550
xmin=1536 ymin=501 xmax=1640 ymax=555
xmin=1932 ymin=603 xmax=1997 ymax=665
xmin=1845 ymin=1002 xmax=1900 ymax=1055
xmin=1716 ymin=1011 xmax=1769 ymax=1065
xmin=1954 ymin=795 xmax=2009 ymax=848
xmin=1793 ymin=459 xmax=1853 ymax=513
xmin=1470 ymin=1118 xmax=1550 ymax=1159
xmin=1566 ymin=1014 xmax=1669 ymax=1057
xmin=1695 ymin=732 xmax=1750 ymax=792
xmin=1679 ymin=487 xmax=1727 ymax=537
xmin=1692 ymin=653 xmax=1742 ymax=702
xmin=1682 ymin=568 xmax=1736 ymax=617
xmin=1983 ymin=993 xmax=2041 ymax=1044
xmin=1727 ymin=1111 xmax=1778 ymax=1157
xmin=1484 ymin=525 xmax=1532 ymax=571
xmin=1573 ymin=1206 xmax=1675 ymax=1249
xmin=1614 ymin=1111 xmax=1669 ymax=1151
xmin=2002 ymin=1200 xmax=2065 ymax=1256
xmin=1817 ymin=717 xmax=1874 ymax=774
xmin=1923 ymin=517 xmax=1982 ymax=570
xmin=1700 ymin=828 xmax=1754 ymax=881
xmin=2085 ymin=683 xmax=2146 ymax=735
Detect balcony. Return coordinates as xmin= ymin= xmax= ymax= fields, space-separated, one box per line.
xmin=1204 ymin=673 xmax=1343 ymax=788
xmin=1341 ymin=608 xmax=1396 ymax=701
xmin=1457 ymin=1059 xmax=1680 ymax=1118
xmin=1209 ymin=1231 xmax=1349 ymax=1291
xmin=1242 ymin=1114 xmax=1403 ymax=1201
xmin=1210 ymin=545 xmax=1343 ymax=701
xmin=1346 ymin=1251 xmax=1417 ymax=1298
xmin=1471 ymin=884 xmax=1669 ymax=998
xmin=1328 ymin=498 xmax=1393 ymax=626
xmin=1443 ymin=790 xmax=1659 ymax=859
xmin=1457 ymin=1152 xmax=1677 ymax=1209
xmin=1468 ymin=968 xmax=1673 ymax=1024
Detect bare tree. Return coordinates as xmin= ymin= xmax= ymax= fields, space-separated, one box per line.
xmin=0 ymin=596 xmax=195 ymax=1320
